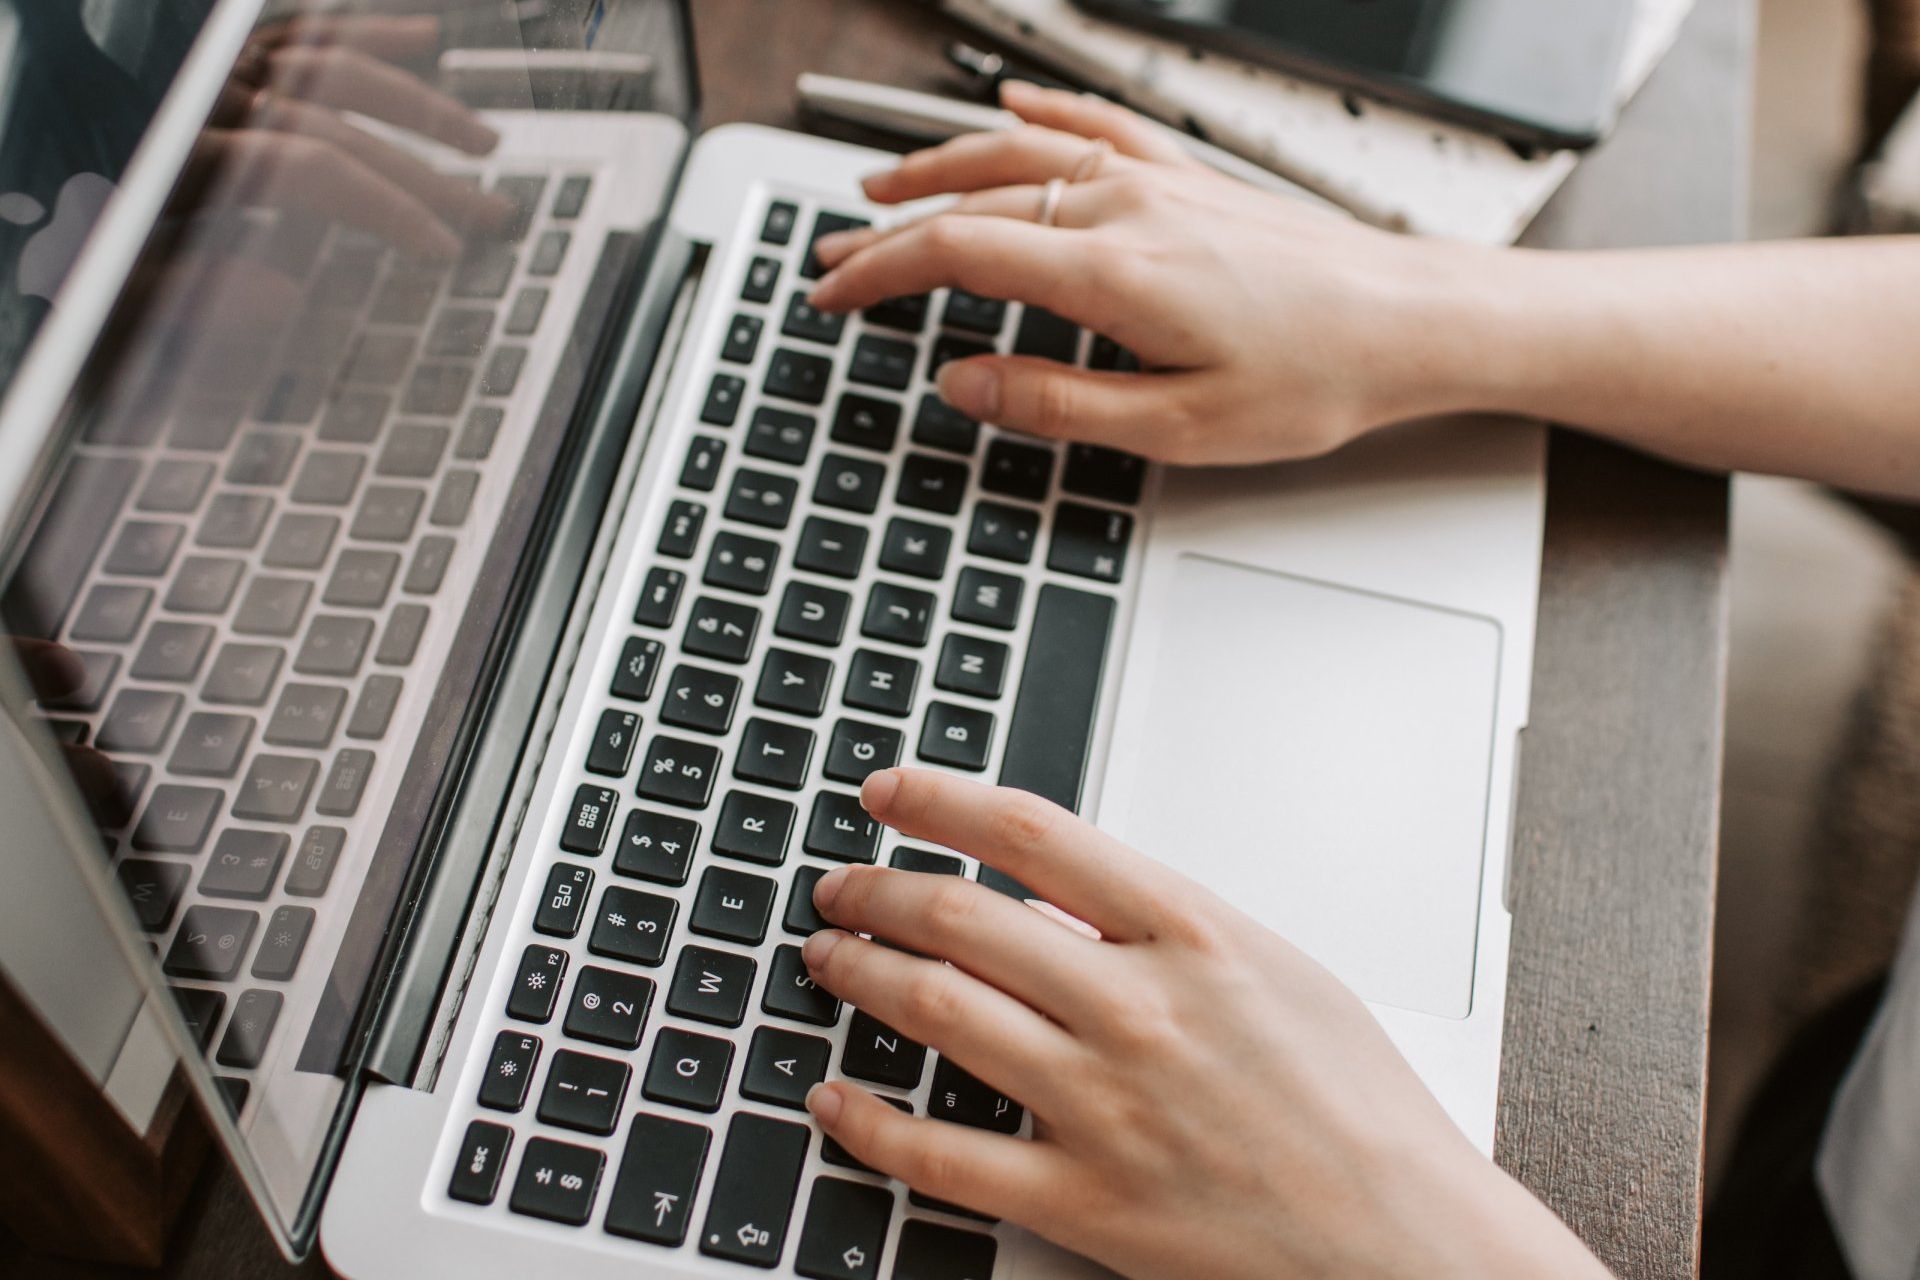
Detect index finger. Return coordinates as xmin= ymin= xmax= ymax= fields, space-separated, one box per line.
xmin=266 ymin=46 xmax=498 ymax=155
xmin=806 ymin=214 xmax=1104 ymax=327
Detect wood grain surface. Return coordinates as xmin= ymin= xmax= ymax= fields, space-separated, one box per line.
xmin=0 ymin=0 xmax=1742 ymax=1274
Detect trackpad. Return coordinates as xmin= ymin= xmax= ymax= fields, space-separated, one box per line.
xmin=1113 ymin=555 xmax=1502 ymax=1018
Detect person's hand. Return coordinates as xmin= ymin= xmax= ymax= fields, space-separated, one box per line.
xmin=10 ymin=639 xmax=133 ymax=827
xmin=808 ymin=82 xmax=1516 ymax=466
xmin=801 ymin=769 xmax=1609 ymax=1280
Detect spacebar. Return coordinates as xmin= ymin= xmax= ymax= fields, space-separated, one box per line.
xmin=987 ymin=583 xmax=1116 ymax=898
xmin=0 ymin=453 xmax=138 ymax=639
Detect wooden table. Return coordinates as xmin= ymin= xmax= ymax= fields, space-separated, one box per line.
xmin=0 ymin=0 xmax=1745 ymax=1275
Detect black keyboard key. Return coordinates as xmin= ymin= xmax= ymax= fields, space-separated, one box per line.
xmin=746 ymin=406 xmax=816 ymax=465
xmin=105 ymin=519 xmax=183 ymax=576
xmin=535 ymin=863 xmax=595 ymax=937
xmin=1 ymin=454 xmax=135 ymax=638
xmin=683 ymin=597 xmax=760 ymax=664
xmin=735 ymin=717 xmax=815 ymax=790
xmin=587 ymin=709 xmax=642 ymax=777
xmin=765 ymin=348 xmax=833 ymax=405
xmin=169 ymin=712 xmax=254 ymax=778
xmin=215 ymin=989 xmax=282 ymax=1068
xmin=71 ymin=583 xmax=151 ymax=643
xmin=251 ymin=905 xmax=314 ymax=981
xmin=562 ymin=966 xmax=654 ymax=1051
xmin=848 ymin=335 xmax=915 ymax=391
xmin=982 ymin=439 xmax=1054 ymax=502
xmin=785 ymin=866 xmax=830 ymax=937
xmin=316 ymin=747 xmax=374 ymax=818
xmin=935 ymin=634 xmax=1010 ymax=699
xmin=214 ymin=1074 xmax=249 ymax=1116
xmin=605 ymin=1113 xmax=712 ymax=1245
xmin=680 ymin=435 xmax=727 ymax=492
xmin=893 ymin=1219 xmax=997 ymax=1280
xmin=293 ymin=614 xmax=374 ymax=676
xmin=131 ymin=621 xmax=212 ymax=682
xmin=755 ymin=648 xmax=833 ymax=716
xmin=951 ymin=567 xmax=1023 ymax=631
xmin=635 ymin=567 xmax=686 ymax=628
xmin=641 ymin=1031 xmax=733 ymax=1113
xmin=776 ymin=581 xmax=852 ymax=646
xmin=286 ymin=826 xmax=344 ymax=896
xmin=703 ymin=372 xmax=746 ymax=425
xmin=449 ymin=1120 xmax=513 ymax=1206
xmin=509 ymin=1137 xmax=604 ymax=1226
xmin=822 ymin=1096 xmax=912 ymax=1172
xmin=376 ymin=423 xmax=449 ymax=479
xmin=844 ymin=649 xmax=917 ymax=718
xmin=893 ymin=847 xmax=965 ymax=875
xmin=724 ymin=470 xmax=799 ymax=530
xmin=911 ymin=394 xmax=979 ymax=455
xmin=528 ymin=229 xmax=568 ymax=277
xmin=896 ymin=453 xmax=968 ymax=515
xmin=590 ymin=884 xmax=678 ymax=966
xmin=744 ymin=255 xmax=781 ymax=304
xmin=741 ymin=1025 xmax=832 ymax=1109
xmin=347 ymin=674 xmax=402 ymax=740
xmin=165 ymin=555 xmax=244 ymax=614
xmin=493 ymin=173 xmax=547 ymax=238
xmin=171 ymin=987 xmax=225 ymax=1052
xmin=824 ymin=718 xmax=904 ymax=785
xmin=658 ymin=498 xmax=705 ymax=558
xmin=722 ymin=313 xmax=764 ymax=364
xmin=763 ymin=945 xmax=840 ymax=1026
xmin=205 ymin=643 xmax=286 ymax=708
xmin=813 ymin=453 xmax=887 ymax=516
xmin=43 ymin=650 xmax=115 ymax=712
xmin=699 ymin=1111 xmax=811 ymax=1266
xmin=1048 ymin=501 xmax=1133 ymax=583
xmin=803 ymin=211 xmax=870 ymax=277
xmin=479 ymin=1030 xmax=542 ymax=1111
xmin=942 ymin=290 xmax=1005 ymax=335
xmin=830 ymin=393 xmax=900 ymax=453
xmin=862 ymin=583 xmax=935 ymax=647
xmin=661 ymin=664 xmax=741 ymax=735
xmin=132 ymin=783 xmax=219 ymax=851
xmin=690 ymin=865 xmax=777 ymax=944
xmin=163 ymin=906 xmax=257 ymax=980
xmin=967 ymin=501 xmax=1039 ymax=564
xmin=100 ymin=688 xmax=183 ymax=755
xmin=1012 ymin=305 xmax=1082 ymax=362
xmin=1063 ymin=443 xmax=1147 ymax=505
xmin=714 ymin=791 xmax=796 ymax=865
xmin=865 ymin=293 xmax=930 ymax=333
xmin=507 ymin=944 xmax=569 ymax=1023
xmin=197 ymin=493 xmax=274 ymax=549
xmin=997 ymin=583 xmax=1114 ymax=822
xmin=553 ymin=174 xmax=592 ymax=218
xmin=612 ymin=636 xmax=666 ymax=701
xmin=666 ymin=944 xmax=756 ymax=1026
xmin=783 ymin=292 xmax=846 ymax=345
xmin=350 ymin=484 xmax=423 ymax=543
xmin=503 ymin=287 xmax=547 ymax=338
xmin=1089 ymin=334 xmax=1141 ymax=372
xmin=117 ymin=859 xmax=189 ymax=932
xmin=794 ymin=515 xmax=867 ymax=578
xmin=424 ymin=307 xmax=491 ymax=359
xmin=201 ymin=829 xmax=287 ymax=899
xmin=794 ymin=1177 xmax=891 ymax=1280
xmin=878 ymin=518 xmax=951 ymax=580
xmin=918 ymin=703 xmax=994 ymax=772
xmin=614 ymin=810 xmax=698 ymax=885
xmin=803 ymin=791 xmax=881 ymax=863
xmin=762 ymin=200 xmax=799 ymax=245
xmin=638 ymin=736 xmax=721 ymax=808
xmin=137 ymin=459 xmax=214 ymax=513
xmin=236 ymin=577 xmax=312 ymax=637
xmin=231 ymin=754 xmax=319 ymax=823
xmin=928 ymin=1055 xmax=1023 ymax=1133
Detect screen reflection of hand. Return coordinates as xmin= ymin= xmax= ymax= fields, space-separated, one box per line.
xmin=12 ymin=639 xmax=134 ymax=830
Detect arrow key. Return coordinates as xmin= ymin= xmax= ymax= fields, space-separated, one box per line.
xmin=794 ymin=1176 xmax=891 ymax=1280
xmin=740 ymin=1025 xmax=831 ymax=1110
xmin=605 ymin=1111 xmax=712 ymax=1245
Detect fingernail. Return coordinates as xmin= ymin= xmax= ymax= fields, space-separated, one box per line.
xmin=808 ymin=270 xmax=841 ymax=308
xmin=803 ymin=926 xmax=845 ymax=967
xmin=860 ymin=768 xmax=901 ymax=818
xmin=939 ymin=361 xmax=1000 ymax=419
xmin=1000 ymin=79 xmax=1040 ymax=103
xmin=860 ymin=170 xmax=898 ymax=195
xmin=812 ymin=870 xmax=850 ymax=915
xmin=806 ymin=1083 xmax=843 ymax=1126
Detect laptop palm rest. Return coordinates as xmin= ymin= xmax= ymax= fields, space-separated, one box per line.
xmin=1111 ymin=554 xmax=1501 ymax=1019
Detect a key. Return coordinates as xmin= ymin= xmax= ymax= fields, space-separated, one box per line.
xmin=657 ymin=498 xmax=705 ymax=558
xmin=982 ymin=439 xmax=1055 ymax=502
xmin=725 ymin=468 xmax=799 ymax=530
xmin=70 ymin=584 xmax=151 ymax=643
xmin=351 ymin=484 xmax=424 ymax=543
xmin=169 ymin=712 xmax=255 ymax=778
xmin=895 ymin=453 xmax=969 ymax=516
xmin=236 ymin=577 xmax=313 ymax=637
xmin=762 ymin=200 xmax=800 ymax=245
xmin=681 ymin=435 xmax=727 ymax=492
xmin=231 ymin=754 xmax=320 ymax=824
xmin=830 ymin=394 xmax=900 ymax=453
xmin=324 ymin=548 xmax=400 ymax=608
xmin=317 ymin=748 xmax=374 ymax=817
xmin=163 ymin=906 xmax=258 ymax=980
xmin=865 ymin=293 xmax=930 ymax=333
xmin=847 ymin=334 xmax=915 ymax=391
xmin=215 ymin=990 xmax=283 ymax=1069
xmin=702 ymin=372 xmax=746 ymax=425
xmin=589 ymin=885 xmax=678 ymax=966
xmin=507 ymin=944 xmax=569 ymax=1023
xmin=661 ymin=663 xmax=741 ymax=735
xmin=1063 ymin=443 xmax=1147 ymax=505
xmin=690 ymin=866 xmax=777 ymax=944
xmin=665 ymin=944 xmax=756 ymax=1026
xmin=803 ymin=791 xmax=881 ymax=863
xmin=911 ymin=395 xmax=979 ymax=455
xmin=171 ymin=987 xmax=225 ymax=1052
xmin=479 ymin=1029 xmax=542 ymax=1111
xmin=919 ymin=702 xmax=995 ymax=772
xmin=1048 ymin=501 xmax=1133 ymax=583
xmin=200 ymin=829 xmax=287 ymax=899
xmin=634 ymin=567 xmax=686 ymax=628
xmin=376 ymin=423 xmax=450 ymax=479
xmin=117 ymin=859 xmax=189 ymax=932
xmin=878 ymin=518 xmax=951 ymax=580
xmin=197 ymin=493 xmax=274 ymax=549
xmin=605 ymin=1113 xmax=712 ymax=1245
xmin=763 ymin=944 xmax=839 ymax=1026
xmin=100 ymin=689 xmax=184 ymax=756
xmin=782 ymin=292 xmax=845 ymax=345
xmin=509 ymin=1137 xmax=604 ymax=1226
xmin=844 ymin=650 xmax=918 ymax=718
xmin=967 ymin=501 xmax=1039 ymax=564
xmin=698 ymin=1111 xmax=811 ymax=1266
xmin=561 ymin=966 xmax=654 ymax=1051
xmin=205 ymin=643 xmax=287 ymax=708
xmin=893 ymin=847 xmax=964 ymax=875
xmin=638 ymin=736 xmax=721 ymax=808
xmin=941 ymin=290 xmax=1005 ymax=335
xmin=683 ymin=596 xmax=760 ymax=664
xmin=934 ymin=634 xmax=1009 ymax=700
xmin=794 ymin=515 xmax=868 ymax=578
xmin=614 ymin=809 xmax=698 ymax=885
xmin=347 ymin=675 xmax=403 ymax=740
xmin=1013 ymin=305 xmax=1082 ymax=362
xmin=765 ymin=348 xmax=832 ymax=405
xmin=251 ymin=905 xmax=314 ymax=980
xmin=824 ymin=718 xmax=903 ymax=785
xmin=813 ymin=453 xmax=885 ymax=515
xmin=449 ymin=1120 xmax=513 ymax=1206
xmin=641 ymin=1030 xmax=733 ymax=1113
xmin=755 ymin=648 xmax=833 ymax=717
xmin=735 ymin=717 xmax=815 ymax=790
xmin=706 ymin=530 xmax=781 ymax=595
xmin=286 ymin=826 xmax=344 ymax=896
xmin=132 ymin=621 xmax=212 ymax=682
xmin=740 ymin=1025 xmax=831 ymax=1110
xmin=794 ymin=1177 xmax=892 ymax=1280
xmin=561 ymin=783 xmax=620 ymax=855
xmin=928 ymin=1055 xmax=1023 ymax=1133
xmin=743 ymin=256 xmax=781 ymax=304
xmin=745 ymin=405 xmax=816 ymax=465
xmin=535 ymin=863 xmax=594 ymax=937
xmin=713 ymin=791 xmax=796 ymax=865
xmin=951 ymin=567 xmax=1023 ymax=631
xmin=841 ymin=1010 xmax=928 ymax=1088
xmin=105 ymin=520 xmax=183 ymax=576
xmin=722 ymin=313 xmax=764 ymax=365
xmin=893 ymin=1219 xmax=997 ymax=1280
xmin=802 ymin=211 xmax=870 ymax=277
xmin=131 ymin=783 xmax=219 ymax=851
xmin=553 ymin=174 xmax=592 ymax=218
xmin=612 ymin=636 xmax=666 ymax=701
xmin=294 ymin=614 xmax=374 ymax=677
xmin=165 ymin=555 xmax=244 ymax=614
xmin=586 ymin=709 xmax=641 ymax=776
xmin=775 ymin=581 xmax=852 ymax=647
xmin=862 ymin=583 xmax=935 ymax=647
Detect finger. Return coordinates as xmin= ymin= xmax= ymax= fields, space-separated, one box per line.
xmin=812 ymin=865 xmax=1109 ymax=1025
xmin=863 ymin=125 xmax=1134 ymax=205
xmin=63 ymin=745 xmax=134 ymax=829
xmin=814 ymin=183 xmax=1105 ymax=272
xmin=861 ymin=769 xmax=1193 ymax=941
xmin=11 ymin=639 xmax=85 ymax=700
xmin=256 ymin=14 xmax=443 ymax=61
xmin=807 ymin=1082 xmax=1068 ymax=1223
xmin=807 ymin=215 xmax=1099 ymax=321
xmin=999 ymin=80 xmax=1203 ymax=170
xmin=800 ymin=929 xmax=1077 ymax=1110
xmin=936 ymin=355 xmax=1205 ymax=460
xmin=265 ymin=46 xmax=498 ymax=155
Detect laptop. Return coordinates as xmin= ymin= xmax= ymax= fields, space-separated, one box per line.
xmin=0 ymin=1 xmax=1545 ymax=1276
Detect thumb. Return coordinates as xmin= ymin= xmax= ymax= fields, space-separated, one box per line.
xmin=936 ymin=355 xmax=1196 ymax=459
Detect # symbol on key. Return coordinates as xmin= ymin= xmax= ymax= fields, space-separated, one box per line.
xmin=607 ymin=912 xmax=628 ymax=928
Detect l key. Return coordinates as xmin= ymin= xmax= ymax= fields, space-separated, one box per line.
xmin=699 ymin=1110 xmax=811 ymax=1267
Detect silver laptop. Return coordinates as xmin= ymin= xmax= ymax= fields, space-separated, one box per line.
xmin=0 ymin=2 xmax=1545 ymax=1276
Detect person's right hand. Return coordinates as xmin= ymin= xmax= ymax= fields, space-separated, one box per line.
xmin=809 ymin=83 xmax=1516 ymax=466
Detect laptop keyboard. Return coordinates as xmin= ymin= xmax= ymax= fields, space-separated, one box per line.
xmin=445 ymin=194 xmax=1148 ymax=1275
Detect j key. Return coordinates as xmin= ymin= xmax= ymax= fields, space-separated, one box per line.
xmin=614 ymin=809 xmax=699 ymax=885
xmin=171 ymin=987 xmax=225 ymax=1052
xmin=763 ymin=944 xmax=839 ymax=1026
xmin=590 ymin=885 xmax=678 ymax=966
xmin=776 ymin=580 xmax=852 ymax=646
xmin=699 ymin=1111 xmax=811 ymax=1267
xmin=893 ymin=846 xmax=965 ymax=875
xmin=170 ymin=712 xmax=255 ymax=777
xmin=782 ymin=292 xmax=845 ymax=345
xmin=1090 ymin=334 xmax=1142 ymax=372
xmin=1013 ymin=305 xmax=1082 ymax=362
xmin=637 ymin=735 xmax=721 ymax=808
xmin=755 ymin=648 xmax=833 ymax=716
xmin=705 ymin=530 xmax=780 ymax=595
xmin=507 ymin=944 xmax=569 ymax=1023
xmin=847 ymin=334 xmax=915 ymax=391
xmin=967 ymin=500 xmax=1039 ymax=564
xmin=634 ymin=567 xmax=686 ymax=628
xmin=844 ymin=649 xmax=918 ymax=718
xmin=561 ymin=784 xmax=619 ymax=854
xmin=942 ymin=290 xmax=1006 ymax=335
xmin=951 ymin=567 xmax=1023 ymax=631
xmin=683 ymin=596 xmax=759 ymax=663
xmin=612 ymin=636 xmax=665 ymax=701
xmin=928 ymin=1055 xmax=1023 ymax=1133
xmin=286 ymin=826 xmax=344 ymax=897
xmin=661 ymin=664 xmax=741 ymax=734
xmin=743 ymin=255 xmax=781 ymax=304
xmin=735 ymin=717 xmax=815 ymax=790
xmin=605 ymin=1113 xmax=712 ymax=1245
xmin=680 ymin=436 xmax=726 ymax=492
xmin=163 ymin=906 xmax=258 ymax=980
xmin=794 ymin=1177 xmax=891 ymax=1280
xmin=983 ymin=438 xmax=1055 ymax=502
xmin=878 ymin=518 xmax=951 ymax=580
xmin=713 ymin=790 xmax=796 ymax=865
xmin=824 ymin=718 xmax=904 ymax=785
xmin=862 ymin=582 xmax=935 ymax=647
xmin=935 ymin=634 xmax=1010 ymax=699
xmin=765 ymin=348 xmax=832 ymax=405
xmin=830 ymin=394 xmax=900 ymax=453
xmin=911 ymin=394 xmax=979 ymax=455
xmin=690 ymin=865 xmax=777 ymax=944
xmin=117 ymin=859 xmax=189 ymax=931
xmin=666 ymin=944 xmax=756 ymax=1026
xmin=722 ymin=314 xmax=764 ymax=364
xmin=843 ymin=1010 xmax=930 ymax=1088
xmin=812 ymin=453 xmax=885 ymax=515
xmin=745 ymin=406 xmax=815 ymax=465
xmin=919 ymin=702 xmax=995 ymax=772
xmin=1048 ymin=500 xmax=1134 ymax=583
xmin=896 ymin=453 xmax=968 ymax=515
xmin=587 ymin=709 xmax=641 ymax=776
xmin=562 ymin=966 xmax=655 ymax=1050
xmin=784 ymin=866 xmax=830 ymax=937
xmin=894 ymin=1220 xmax=997 ymax=1280
xmin=865 ymin=293 xmax=930 ymax=333
xmin=642 ymin=1030 xmax=733 ymax=1113
xmin=702 ymin=372 xmax=746 ymax=425
xmin=804 ymin=791 xmax=881 ymax=863
xmin=762 ymin=201 xmax=798 ymax=244
xmin=231 ymin=754 xmax=320 ymax=824
xmin=201 ymin=829 xmax=286 ymax=899
xmin=740 ymin=1026 xmax=832 ymax=1110
xmin=724 ymin=469 xmax=798 ymax=530
xmin=132 ymin=783 xmax=219 ymax=852
xmin=657 ymin=499 xmax=705 ymax=558
xmin=794 ymin=516 xmax=868 ymax=578
xmin=449 ymin=1120 xmax=513 ymax=1206
xmin=534 ymin=863 xmax=594 ymax=937
xmin=250 ymin=906 xmax=314 ymax=981
xmin=480 ymin=1030 xmax=542 ymax=1110
xmin=1063 ymin=443 xmax=1147 ymax=505
xmin=822 ymin=1097 xmax=911 ymax=1173
xmin=509 ymin=1138 xmax=604 ymax=1227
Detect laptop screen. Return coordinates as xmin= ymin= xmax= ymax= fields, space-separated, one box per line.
xmin=0 ymin=0 xmax=693 ymax=1256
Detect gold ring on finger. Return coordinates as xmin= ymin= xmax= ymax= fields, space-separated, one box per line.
xmin=1037 ymin=177 xmax=1067 ymax=228
xmin=1070 ymin=137 xmax=1114 ymax=184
